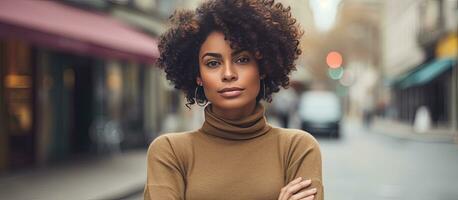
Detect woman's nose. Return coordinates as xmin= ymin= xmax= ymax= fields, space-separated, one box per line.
xmin=222 ymin=63 xmax=238 ymax=82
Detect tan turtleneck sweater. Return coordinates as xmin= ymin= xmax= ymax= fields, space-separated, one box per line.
xmin=143 ymin=104 xmax=323 ymax=200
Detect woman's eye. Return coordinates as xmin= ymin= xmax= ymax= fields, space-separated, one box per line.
xmin=206 ymin=61 xmax=220 ymax=67
xmin=236 ymin=57 xmax=250 ymax=64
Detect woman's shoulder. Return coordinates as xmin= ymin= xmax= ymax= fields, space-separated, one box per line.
xmin=155 ymin=130 xmax=196 ymax=141
xmin=147 ymin=131 xmax=198 ymax=153
xmin=271 ymin=126 xmax=320 ymax=148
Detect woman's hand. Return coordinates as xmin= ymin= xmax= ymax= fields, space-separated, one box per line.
xmin=278 ymin=177 xmax=317 ymax=200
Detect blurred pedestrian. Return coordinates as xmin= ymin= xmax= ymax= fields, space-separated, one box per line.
xmin=144 ymin=1 xmax=323 ymax=200
xmin=362 ymin=92 xmax=374 ymax=129
xmin=413 ymin=106 xmax=432 ymax=133
xmin=272 ymin=88 xmax=299 ymax=128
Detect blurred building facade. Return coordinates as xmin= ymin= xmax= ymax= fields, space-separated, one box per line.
xmin=0 ymin=0 xmax=194 ymax=173
xmin=381 ymin=0 xmax=458 ymax=133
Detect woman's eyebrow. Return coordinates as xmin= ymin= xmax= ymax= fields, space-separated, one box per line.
xmin=201 ymin=49 xmax=247 ymax=60
xmin=201 ymin=52 xmax=222 ymax=60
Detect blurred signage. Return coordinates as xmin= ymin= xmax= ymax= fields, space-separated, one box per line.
xmin=436 ymin=33 xmax=457 ymax=58
xmin=4 ymin=75 xmax=31 ymax=89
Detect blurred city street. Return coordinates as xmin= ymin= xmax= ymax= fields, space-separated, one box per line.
xmin=0 ymin=150 xmax=147 ymax=200
xmin=322 ymin=119 xmax=458 ymax=200
xmin=0 ymin=0 xmax=457 ymax=199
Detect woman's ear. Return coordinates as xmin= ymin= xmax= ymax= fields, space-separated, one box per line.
xmin=196 ymin=77 xmax=203 ymax=86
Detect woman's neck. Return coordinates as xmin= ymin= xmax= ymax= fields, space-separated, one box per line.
xmin=211 ymin=101 xmax=257 ymax=120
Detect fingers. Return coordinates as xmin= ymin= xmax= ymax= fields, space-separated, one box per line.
xmin=279 ymin=177 xmax=303 ymax=200
xmin=299 ymin=195 xmax=315 ymax=200
xmin=278 ymin=178 xmax=314 ymax=200
xmin=287 ymin=179 xmax=312 ymax=195
xmin=289 ymin=188 xmax=317 ymax=200
xmin=287 ymin=177 xmax=304 ymax=187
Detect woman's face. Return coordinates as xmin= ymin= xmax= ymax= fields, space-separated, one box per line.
xmin=197 ymin=31 xmax=261 ymax=112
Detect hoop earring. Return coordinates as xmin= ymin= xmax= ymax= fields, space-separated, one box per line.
xmin=194 ymin=85 xmax=207 ymax=107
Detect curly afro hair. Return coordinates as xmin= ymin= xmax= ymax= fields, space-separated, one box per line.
xmin=157 ymin=0 xmax=303 ymax=107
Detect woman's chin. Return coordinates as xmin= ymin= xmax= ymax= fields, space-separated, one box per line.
xmin=210 ymin=97 xmax=256 ymax=111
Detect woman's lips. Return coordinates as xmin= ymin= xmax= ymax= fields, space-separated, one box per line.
xmin=218 ymin=87 xmax=244 ymax=98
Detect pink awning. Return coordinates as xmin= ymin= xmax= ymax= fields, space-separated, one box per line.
xmin=0 ymin=0 xmax=159 ymax=64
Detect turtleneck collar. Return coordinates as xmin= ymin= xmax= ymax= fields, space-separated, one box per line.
xmin=200 ymin=103 xmax=272 ymax=140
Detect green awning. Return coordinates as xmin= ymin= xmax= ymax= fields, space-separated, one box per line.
xmin=394 ymin=57 xmax=456 ymax=89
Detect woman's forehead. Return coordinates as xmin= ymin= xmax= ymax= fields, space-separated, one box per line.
xmin=199 ymin=32 xmax=251 ymax=57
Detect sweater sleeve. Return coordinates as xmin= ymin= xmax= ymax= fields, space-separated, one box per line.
xmin=144 ymin=135 xmax=186 ymax=200
xmin=285 ymin=132 xmax=324 ymax=200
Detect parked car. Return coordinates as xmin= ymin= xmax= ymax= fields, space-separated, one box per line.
xmin=298 ymin=90 xmax=342 ymax=138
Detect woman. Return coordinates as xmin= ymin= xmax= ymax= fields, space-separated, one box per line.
xmin=144 ymin=0 xmax=323 ymax=199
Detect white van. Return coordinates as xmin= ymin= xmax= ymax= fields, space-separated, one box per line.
xmin=298 ymin=90 xmax=342 ymax=138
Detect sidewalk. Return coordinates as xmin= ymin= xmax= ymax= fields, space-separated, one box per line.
xmin=0 ymin=150 xmax=147 ymax=200
xmin=370 ymin=117 xmax=458 ymax=144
